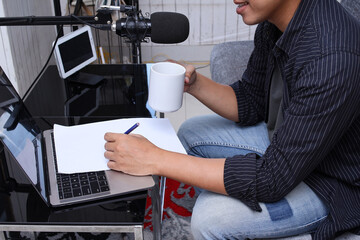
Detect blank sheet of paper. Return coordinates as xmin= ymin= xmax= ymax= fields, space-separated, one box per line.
xmin=53 ymin=118 xmax=186 ymax=173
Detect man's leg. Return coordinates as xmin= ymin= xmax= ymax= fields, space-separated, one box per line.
xmin=178 ymin=114 xmax=270 ymax=159
xmin=191 ymin=183 xmax=328 ymax=239
xmin=177 ymin=114 xmax=328 ymax=239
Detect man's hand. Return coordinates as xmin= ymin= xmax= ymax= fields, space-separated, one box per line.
xmin=104 ymin=133 xmax=161 ymax=176
xmin=104 ymin=132 xmax=227 ymax=195
xmin=166 ymin=59 xmax=198 ymax=94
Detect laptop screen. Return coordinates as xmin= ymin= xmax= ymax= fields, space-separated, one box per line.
xmin=0 ymin=67 xmax=48 ymax=202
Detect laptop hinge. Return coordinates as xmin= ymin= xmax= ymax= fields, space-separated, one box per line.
xmin=37 ymin=133 xmax=52 ymax=197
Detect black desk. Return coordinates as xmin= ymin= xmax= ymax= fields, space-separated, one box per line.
xmin=25 ymin=64 xmax=152 ymax=126
xmin=0 ymin=64 xmax=162 ymax=240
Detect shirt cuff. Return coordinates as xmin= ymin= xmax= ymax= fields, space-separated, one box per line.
xmin=224 ymin=153 xmax=262 ymax=212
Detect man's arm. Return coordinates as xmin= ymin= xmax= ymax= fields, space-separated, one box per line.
xmin=226 ymin=52 xmax=360 ymax=205
xmin=185 ymin=70 xmax=239 ymax=122
xmin=104 ymin=132 xmax=227 ymax=195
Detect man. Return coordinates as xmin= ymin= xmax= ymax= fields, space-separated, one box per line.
xmin=104 ymin=0 xmax=360 ymax=239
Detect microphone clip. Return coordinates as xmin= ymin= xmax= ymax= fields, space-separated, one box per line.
xmin=115 ymin=10 xmax=151 ymax=44
xmin=96 ymin=4 xmax=137 ymax=15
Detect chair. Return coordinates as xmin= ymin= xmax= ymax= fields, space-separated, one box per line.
xmin=210 ymin=40 xmax=254 ymax=85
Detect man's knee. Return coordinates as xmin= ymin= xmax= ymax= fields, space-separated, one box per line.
xmin=191 ymin=200 xmax=219 ymax=240
xmin=190 ymin=191 xmax=246 ymax=240
xmin=177 ymin=115 xmax=217 ymax=152
xmin=178 ymin=115 xmax=209 ymax=137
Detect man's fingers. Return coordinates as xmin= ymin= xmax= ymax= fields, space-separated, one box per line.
xmin=104 ymin=150 xmax=115 ymax=160
xmin=104 ymin=132 xmax=119 ymax=142
xmin=104 ymin=141 xmax=116 ymax=152
xmin=107 ymin=160 xmax=116 ymax=169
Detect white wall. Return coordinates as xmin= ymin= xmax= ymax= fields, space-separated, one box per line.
xmin=141 ymin=0 xmax=256 ymax=45
xmin=0 ymin=0 xmax=255 ymax=95
xmin=0 ymin=0 xmax=57 ymax=96
xmin=140 ymin=0 xmax=256 ymax=65
xmin=0 ymin=0 xmax=17 ymax=90
xmin=54 ymin=1 xmax=255 ymax=66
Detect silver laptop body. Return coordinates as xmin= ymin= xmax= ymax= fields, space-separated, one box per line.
xmin=42 ymin=129 xmax=154 ymax=207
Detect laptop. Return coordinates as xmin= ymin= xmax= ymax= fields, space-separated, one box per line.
xmin=0 ymin=67 xmax=155 ymax=207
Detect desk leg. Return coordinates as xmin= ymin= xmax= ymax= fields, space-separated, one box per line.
xmin=134 ymin=226 xmax=144 ymax=240
xmin=0 ymin=232 xmax=5 ymax=240
xmin=152 ymin=112 xmax=167 ymax=239
xmin=152 ymin=176 xmax=162 ymax=240
xmin=159 ymin=176 xmax=166 ymax=222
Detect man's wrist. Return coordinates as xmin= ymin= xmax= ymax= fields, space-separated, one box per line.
xmin=150 ymin=148 xmax=167 ymax=176
xmin=188 ymin=71 xmax=202 ymax=96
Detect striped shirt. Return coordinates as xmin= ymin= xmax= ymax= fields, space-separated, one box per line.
xmin=225 ymin=0 xmax=360 ymax=238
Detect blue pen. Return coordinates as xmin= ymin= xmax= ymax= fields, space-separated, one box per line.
xmin=124 ymin=122 xmax=140 ymax=134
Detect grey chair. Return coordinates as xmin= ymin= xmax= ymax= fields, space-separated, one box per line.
xmin=210 ymin=40 xmax=254 ymax=85
xmin=209 ymin=1 xmax=359 ymax=239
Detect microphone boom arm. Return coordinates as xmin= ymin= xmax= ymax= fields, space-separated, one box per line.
xmin=0 ymin=6 xmax=190 ymax=64
xmin=0 ymin=11 xmax=144 ymax=63
xmin=0 ymin=14 xmax=111 ymax=26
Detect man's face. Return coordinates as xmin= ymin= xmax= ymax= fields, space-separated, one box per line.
xmin=233 ymin=0 xmax=294 ymax=30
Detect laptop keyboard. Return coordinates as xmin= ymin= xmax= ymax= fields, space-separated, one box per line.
xmin=51 ymin=132 xmax=110 ymax=200
xmin=57 ymin=171 xmax=110 ymax=200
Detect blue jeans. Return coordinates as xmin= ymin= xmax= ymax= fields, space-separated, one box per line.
xmin=177 ymin=114 xmax=329 ymax=239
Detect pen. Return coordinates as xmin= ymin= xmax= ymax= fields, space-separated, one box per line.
xmin=124 ymin=122 xmax=140 ymax=134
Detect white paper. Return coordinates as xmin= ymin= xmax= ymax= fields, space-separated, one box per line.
xmin=54 ymin=118 xmax=186 ymax=174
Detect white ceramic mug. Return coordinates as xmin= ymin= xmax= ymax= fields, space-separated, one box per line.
xmin=148 ymin=62 xmax=186 ymax=112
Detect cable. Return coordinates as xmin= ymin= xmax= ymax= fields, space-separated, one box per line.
xmin=21 ymin=25 xmax=63 ymax=102
xmin=195 ymin=64 xmax=210 ymax=70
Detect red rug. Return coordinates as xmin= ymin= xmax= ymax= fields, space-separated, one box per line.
xmin=144 ymin=178 xmax=197 ymax=237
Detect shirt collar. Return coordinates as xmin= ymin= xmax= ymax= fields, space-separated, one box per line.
xmin=276 ymin=0 xmax=318 ymax=55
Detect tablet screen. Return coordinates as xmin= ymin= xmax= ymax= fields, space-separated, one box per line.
xmin=54 ymin=26 xmax=97 ymax=79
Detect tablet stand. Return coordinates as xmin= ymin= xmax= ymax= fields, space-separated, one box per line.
xmin=67 ymin=72 xmax=105 ymax=87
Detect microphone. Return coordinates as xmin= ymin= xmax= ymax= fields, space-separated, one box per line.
xmin=102 ymin=11 xmax=189 ymax=44
xmin=150 ymin=12 xmax=189 ymax=44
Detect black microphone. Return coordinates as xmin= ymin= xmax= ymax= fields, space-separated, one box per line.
xmin=103 ymin=12 xmax=189 ymax=44
xmin=150 ymin=12 xmax=189 ymax=44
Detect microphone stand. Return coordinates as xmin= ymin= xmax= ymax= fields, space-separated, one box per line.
xmin=0 ymin=11 xmax=143 ymax=64
xmin=131 ymin=0 xmax=142 ymax=64
xmin=0 ymin=14 xmax=110 ymax=27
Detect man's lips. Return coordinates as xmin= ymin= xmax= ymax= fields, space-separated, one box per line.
xmin=234 ymin=0 xmax=249 ymax=7
xmin=237 ymin=1 xmax=249 ymax=8
xmin=235 ymin=1 xmax=249 ymax=14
